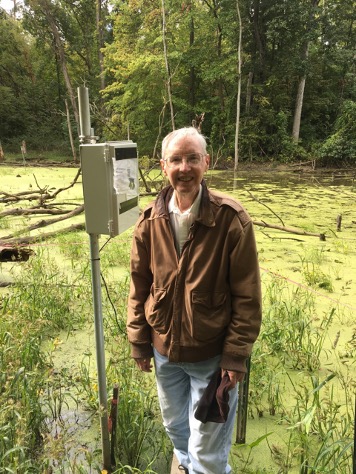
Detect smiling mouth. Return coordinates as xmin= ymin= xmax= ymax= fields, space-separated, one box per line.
xmin=178 ymin=176 xmax=193 ymax=182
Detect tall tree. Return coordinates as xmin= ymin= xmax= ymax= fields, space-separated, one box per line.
xmin=188 ymin=10 xmax=196 ymax=112
xmin=202 ymin=1 xmax=225 ymax=122
xmin=22 ymin=0 xmax=102 ymax=131
xmin=161 ymin=0 xmax=175 ymax=130
xmin=103 ymin=0 xmax=167 ymax=153
xmin=250 ymin=0 xmax=266 ymax=82
xmin=234 ymin=0 xmax=242 ymax=169
xmin=96 ymin=0 xmax=105 ymax=91
xmin=35 ymin=0 xmax=79 ymax=126
xmin=0 ymin=12 xmax=33 ymax=139
xmin=292 ymin=0 xmax=320 ymax=142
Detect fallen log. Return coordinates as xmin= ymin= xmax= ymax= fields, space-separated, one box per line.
xmin=0 ymin=205 xmax=84 ymax=240
xmin=0 ymin=168 xmax=81 ymax=205
xmin=0 ymin=207 xmax=73 ymax=218
xmin=253 ymin=220 xmax=326 ymax=240
xmin=0 ymin=222 xmax=86 ymax=246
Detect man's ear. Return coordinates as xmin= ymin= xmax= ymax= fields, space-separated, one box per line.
xmin=205 ymin=154 xmax=210 ymax=171
xmin=160 ymin=159 xmax=167 ymax=175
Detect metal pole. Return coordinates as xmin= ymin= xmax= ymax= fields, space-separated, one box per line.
xmin=78 ymin=84 xmax=111 ymax=470
xmin=89 ymin=233 xmax=111 ymax=471
xmin=236 ymin=356 xmax=251 ymax=444
xmin=78 ymin=86 xmax=91 ymax=143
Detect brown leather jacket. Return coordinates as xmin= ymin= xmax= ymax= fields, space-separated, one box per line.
xmin=127 ymin=181 xmax=262 ymax=372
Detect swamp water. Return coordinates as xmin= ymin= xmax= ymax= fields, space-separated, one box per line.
xmin=0 ymin=165 xmax=355 ymax=473
xmin=207 ymin=169 xmax=355 ymax=472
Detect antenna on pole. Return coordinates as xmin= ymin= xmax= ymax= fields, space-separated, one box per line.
xmin=78 ymin=85 xmax=111 ymax=472
xmin=78 ymin=86 xmax=98 ymax=144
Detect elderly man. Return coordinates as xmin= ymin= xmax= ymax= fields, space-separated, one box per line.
xmin=127 ymin=127 xmax=262 ymax=473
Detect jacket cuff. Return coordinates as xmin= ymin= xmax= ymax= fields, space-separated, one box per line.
xmin=130 ymin=343 xmax=154 ymax=360
xmin=220 ymin=354 xmax=248 ymax=373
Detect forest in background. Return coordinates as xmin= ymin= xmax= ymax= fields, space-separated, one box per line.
xmin=0 ymin=0 xmax=355 ymax=167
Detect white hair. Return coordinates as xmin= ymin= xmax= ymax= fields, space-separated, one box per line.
xmin=161 ymin=127 xmax=207 ymax=158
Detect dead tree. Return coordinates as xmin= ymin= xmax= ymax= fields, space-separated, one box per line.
xmin=0 ymin=169 xmax=85 ymax=250
xmin=192 ymin=113 xmax=205 ymax=133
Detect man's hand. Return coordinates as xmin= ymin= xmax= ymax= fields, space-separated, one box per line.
xmin=135 ymin=358 xmax=153 ymax=372
xmin=222 ymin=369 xmax=245 ymax=389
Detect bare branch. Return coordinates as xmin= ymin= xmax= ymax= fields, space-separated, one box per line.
xmin=0 ymin=205 xmax=84 ymax=240
xmin=0 ymin=207 xmax=78 ymax=218
xmin=247 ymin=189 xmax=285 ymax=226
xmin=0 ymin=168 xmax=82 ymax=205
xmin=253 ymin=220 xmax=325 ymax=240
xmin=0 ymin=223 xmax=86 ymax=246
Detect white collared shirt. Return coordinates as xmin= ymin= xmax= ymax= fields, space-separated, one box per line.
xmin=168 ymin=185 xmax=202 ymax=256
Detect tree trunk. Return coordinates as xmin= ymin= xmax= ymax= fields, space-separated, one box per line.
xmin=253 ymin=220 xmax=325 ymax=240
xmin=189 ymin=14 xmax=196 ymax=113
xmin=96 ymin=0 xmax=105 ymax=91
xmin=153 ymin=103 xmax=166 ymax=159
xmin=65 ymin=99 xmax=77 ymax=163
xmin=36 ymin=0 xmax=79 ymax=128
xmin=202 ymin=0 xmax=225 ymax=133
xmin=245 ymin=71 xmax=253 ymax=114
xmin=216 ymin=22 xmax=224 ymax=114
xmin=0 ymin=223 xmax=86 ymax=246
xmin=234 ymin=0 xmax=242 ymax=170
xmin=292 ymin=0 xmax=320 ymax=142
xmin=292 ymin=72 xmax=307 ymax=142
xmin=161 ymin=0 xmax=175 ymax=130
xmin=251 ymin=0 xmax=265 ymax=81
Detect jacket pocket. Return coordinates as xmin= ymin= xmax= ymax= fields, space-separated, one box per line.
xmin=145 ymin=288 xmax=170 ymax=335
xmin=191 ymin=291 xmax=230 ymax=342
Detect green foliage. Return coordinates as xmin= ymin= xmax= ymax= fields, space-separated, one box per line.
xmin=0 ymin=252 xmax=82 ymax=471
xmin=0 ymin=14 xmax=71 ymax=153
xmin=247 ymin=271 xmax=354 ymax=472
xmin=260 ymin=278 xmax=334 ymax=371
xmin=282 ymin=373 xmax=354 ymax=473
xmin=239 ymin=109 xmax=309 ymax=162
xmin=0 ymin=15 xmax=34 ymax=139
xmin=7 ymin=251 xmax=86 ymax=332
xmin=102 ymin=1 xmax=166 ymax=153
xmin=113 ymin=367 xmax=167 ymax=470
xmin=1 ymin=0 xmax=355 ymax=162
xmin=0 ymin=0 xmax=104 ymax=153
xmin=319 ymin=100 xmax=356 ymax=165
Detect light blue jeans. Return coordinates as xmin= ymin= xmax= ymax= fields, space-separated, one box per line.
xmin=153 ymin=348 xmax=238 ymax=474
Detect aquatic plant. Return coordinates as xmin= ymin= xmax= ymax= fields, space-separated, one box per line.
xmin=244 ymin=268 xmax=354 ymax=473
xmin=100 ymin=271 xmax=169 ymax=471
xmin=0 ymin=250 xmax=93 ymax=472
xmin=283 ymin=373 xmax=354 ymax=473
xmin=260 ymin=277 xmax=335 ymax=371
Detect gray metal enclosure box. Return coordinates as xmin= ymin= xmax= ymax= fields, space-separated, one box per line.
xmin=80 ymin=142 xmax=139 ymax=236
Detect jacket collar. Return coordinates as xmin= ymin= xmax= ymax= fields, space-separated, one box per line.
xmin=151 ymin=180 xmax=215 ymax=227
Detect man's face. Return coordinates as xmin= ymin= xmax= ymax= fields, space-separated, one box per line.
xmin=160 ymin=135 xmax=210 ymax=197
